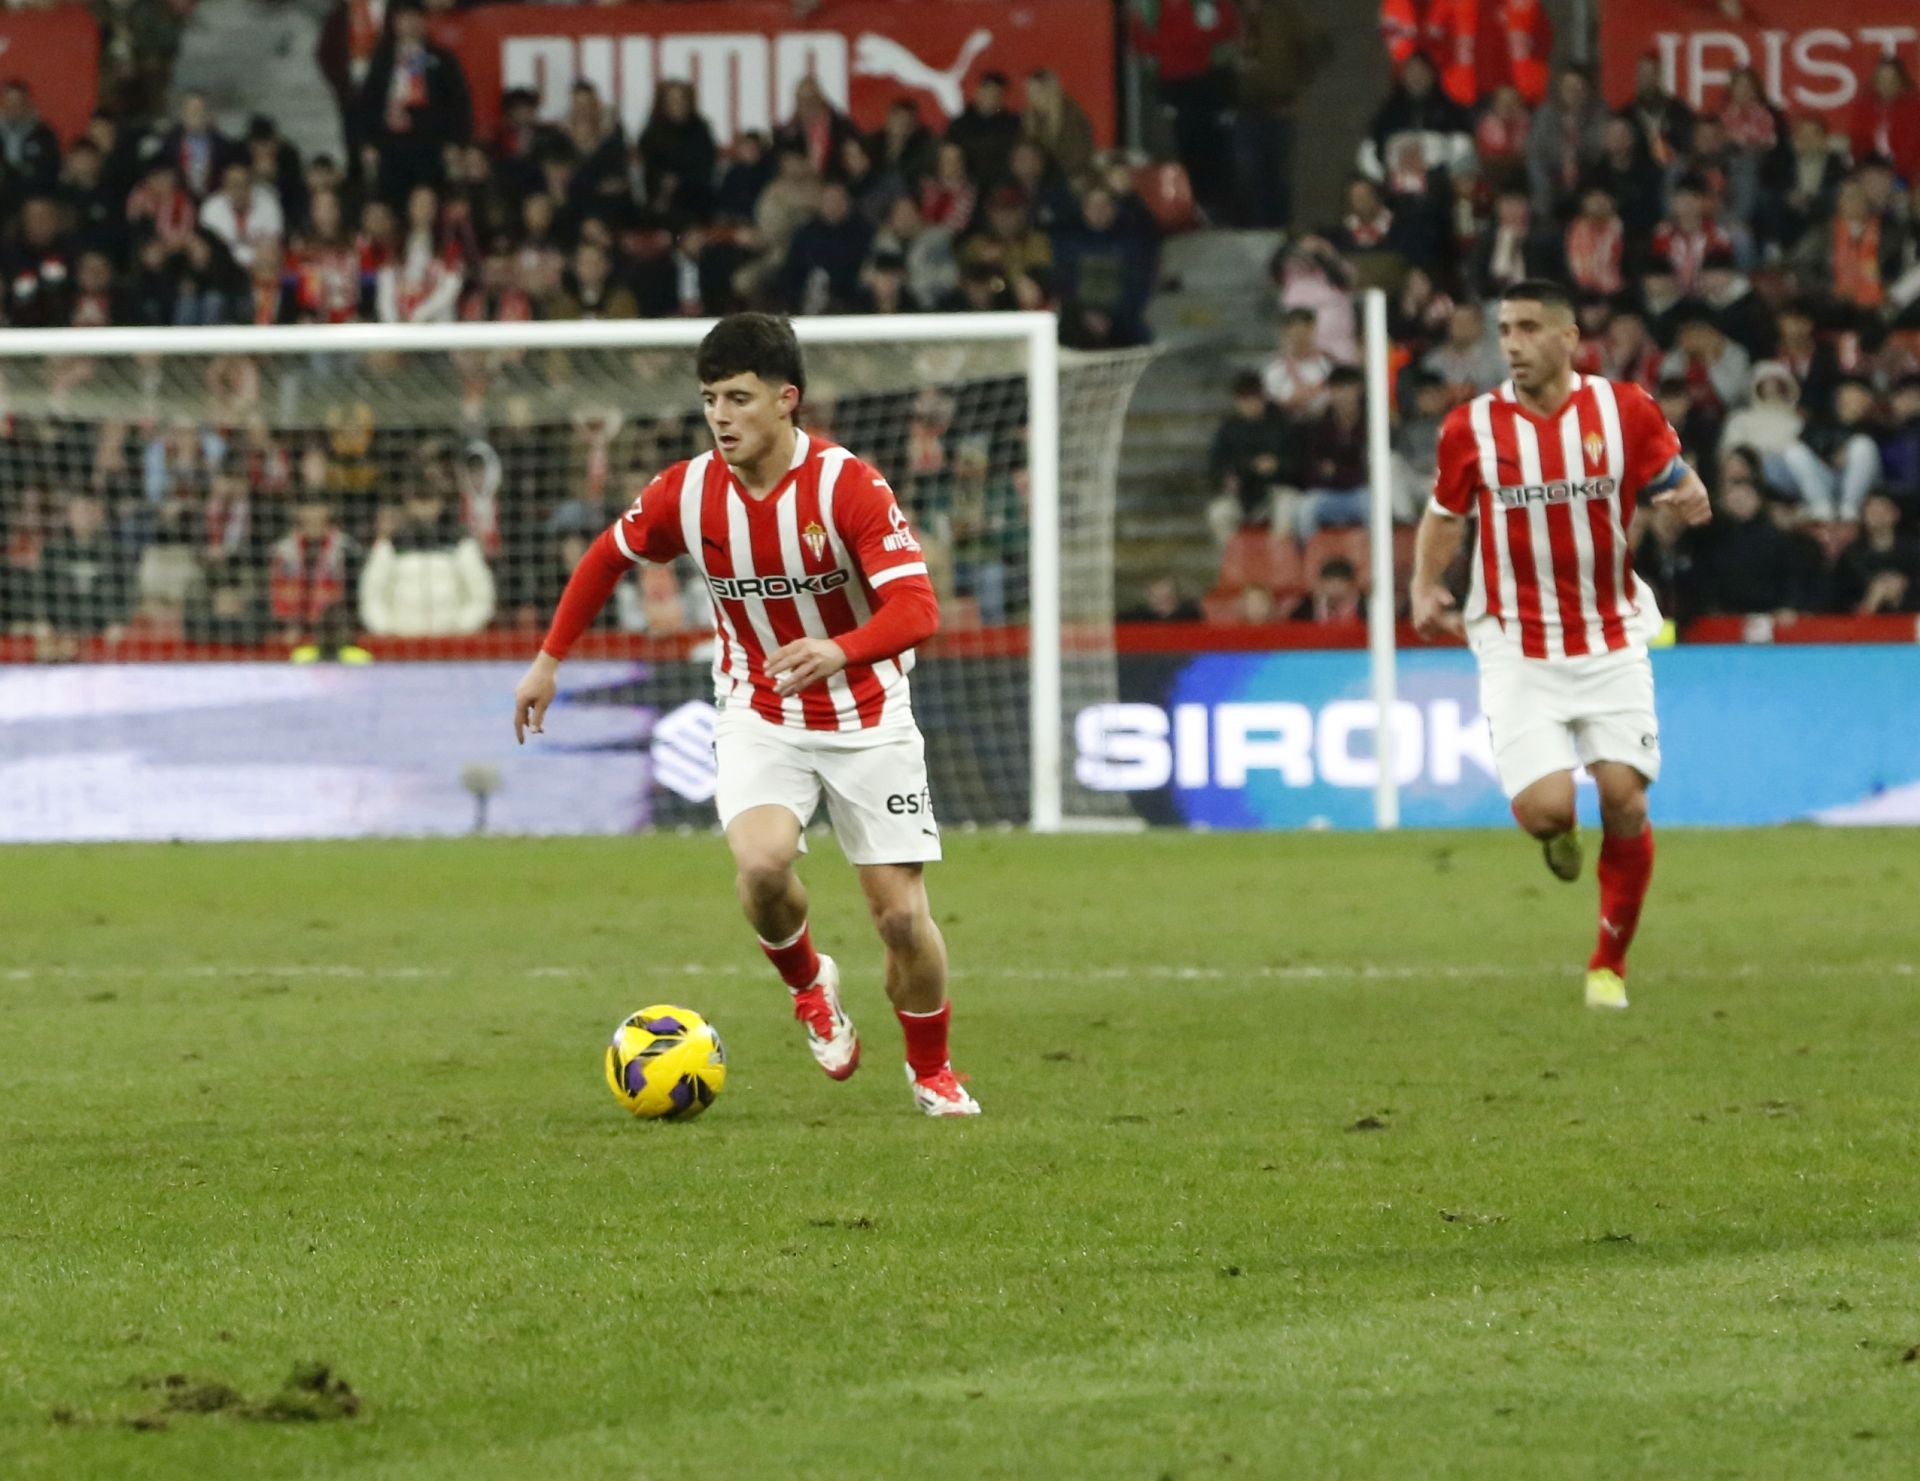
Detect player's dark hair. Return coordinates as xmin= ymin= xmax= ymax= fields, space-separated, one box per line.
xmin=1500 ymin=279 xmax=1577 ymax=318
xmin=696 ymin=313 xmax=807 ymax=402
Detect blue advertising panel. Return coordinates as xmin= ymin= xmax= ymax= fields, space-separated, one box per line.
xmin=1074 ymin=646 xmax=1920 ymax=830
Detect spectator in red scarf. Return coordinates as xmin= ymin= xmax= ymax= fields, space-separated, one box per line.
xmin=1850 ymin=57 xmax=1920 ymax=183
xmin=1720 ymin=67 xmax=1789 ymax=229
xmin=1474 ymin=84 xmax=1531 ymax=190
xmin=1652 ymin=174 xmax=1733 ymax=296
xmin=289 ymin=187 xmax=364 ymax=322
xmin=319 ymin=0 xmax=393 ymax=175
xmin=1793 ymin=173 xmax=1904 ymax=314
xmin=919 ymin=142 xmax=978 ymax=234
xmin=271 ymin=496 xmax=361 ymax=645
xmin=358 ymin=0 xmax=472 ymax=207
xmin=1564 ymin=186 xmax=1623 ymax=297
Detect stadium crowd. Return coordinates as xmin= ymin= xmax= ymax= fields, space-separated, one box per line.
xmin=0 ymin=0 xmax=1148 ymax=652
xmin=1 ymin=0 xmax=1918 ymax=654
xmin=1193 ymin=4 xmax=1920 ymax=626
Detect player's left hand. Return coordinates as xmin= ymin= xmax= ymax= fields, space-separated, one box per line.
xmin=767 ymin=637 xmax=848 ymax=697
xmin=1652 ymin=469 xmax=1712 ymax=527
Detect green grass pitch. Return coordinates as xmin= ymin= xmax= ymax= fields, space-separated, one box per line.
xmin=3 ymin=829 xmax=1919 ymax=1479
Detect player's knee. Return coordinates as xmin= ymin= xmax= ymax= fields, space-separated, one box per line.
xmin=1601 ymin=788 xmax=1649 ymax=836
xmin=734 ymin=857 xmax=795 ymax=910
xmin=869 ymin=901 xmax=925 ymax=955
xmin=1512 ymin=795 xmax=1575 ymax=839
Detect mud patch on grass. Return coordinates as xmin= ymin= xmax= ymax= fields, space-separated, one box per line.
xmin=121 ymin=1364 xmax=361 ymax=1428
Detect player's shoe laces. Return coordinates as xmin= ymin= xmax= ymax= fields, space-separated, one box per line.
xmin=791 ymin=956 xmax=860 ymax=1080
xmin=906 ymin=1063 xmax=981 ymax=1117
xmin=1584 ymin=967 xmax=1630 ymax=1011
xmin=1542 ymin=827 xmax=1583 ymax=882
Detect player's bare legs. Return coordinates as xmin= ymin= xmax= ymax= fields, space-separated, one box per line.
xmin=857 ymin=863 xmax=946 ymax=1012
xmin=729 ymin=805 xmax=809 ymax=941
xmin=727 ymin=805 xmax=860 ymax=1078
xmin=1511 ymin=771 xmax=1582 ymax=882
xmin=860 ymin=863 xmax=977 ymax=1115
xmin=1585 ymin=762 xmax=1656 ymax=1009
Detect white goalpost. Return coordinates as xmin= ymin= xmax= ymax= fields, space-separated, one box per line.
xmin=1363 ymin=288 xmax=1401 ymax=832
xmin=0 ymin=315 xmax=1150 ymax=843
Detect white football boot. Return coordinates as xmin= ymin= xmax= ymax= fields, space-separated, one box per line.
xmin=791 ymin=956 xmax=860 ymax=1080
xmin=906 ymin=1063 xmax=981 ymax=1117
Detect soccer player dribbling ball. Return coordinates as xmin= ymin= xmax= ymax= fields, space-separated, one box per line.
xmin=513 ymin=313 xmax=979 ymax=1115
xmin=1410 ymin=280 xmax=1712 ymax=1010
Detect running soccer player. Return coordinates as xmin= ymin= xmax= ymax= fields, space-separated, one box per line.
xmin=1410 ymin=280 xmax=1712 ymax=1010
xmin=512 ymin=313 xmax=979 ymax=1115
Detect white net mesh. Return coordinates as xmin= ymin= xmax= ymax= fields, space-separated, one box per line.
xmin=0 ymin=324 xmax=1150 ymax=841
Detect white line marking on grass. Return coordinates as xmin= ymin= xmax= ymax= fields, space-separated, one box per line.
xmin=4 ymin=962 xmax=1915 ymax=984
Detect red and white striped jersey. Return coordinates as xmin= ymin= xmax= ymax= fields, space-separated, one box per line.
xmin=1431 ymin=375 xmax=1681 ymax=660
xmin=611 ymin=431 xmax=932 ymax=731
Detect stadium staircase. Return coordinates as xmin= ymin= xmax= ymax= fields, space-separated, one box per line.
xmin=1116 ymin=229 xmax=1287 ymax=605
xmin=172 ymin=0 xmax=343 ymax=159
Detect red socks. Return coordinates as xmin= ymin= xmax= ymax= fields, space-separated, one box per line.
xmin=1589 ymin=826 xmax=1654 ymax=975
xmin=760 ymin=921 xmax=822 ymax=991
xmin=896 ymin=1003 xmax=951 ymax=1079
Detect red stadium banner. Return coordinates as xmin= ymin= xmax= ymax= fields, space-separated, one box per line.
xmin=456 ymin=0 xmax=1114 ymax=150
xmin=0 ymin=9 xmax=98 ymax=141
xmin=1600 ymin=0 xmax=1919 ymax=120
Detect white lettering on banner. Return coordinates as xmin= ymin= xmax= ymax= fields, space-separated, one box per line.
xmin=1173 ymin=704 xmax=1210 ymax=790
xmin=499 ymin=29 xmax=1002 ymax=145
xmin=1072 ymin=703 xmax=1170 ymax=792
xmin=1657 ymin=24 xmax=1918 ymax=112
xmin=1426 ymin=700 xmax=1496 ymax=786
xmin=1215 ymin=704 xmax=1315 ymax=789
xmin=1316 ymin=701 xmax=1424 ymax=789
xmin=1073 ymin=700 xmax=1501 ymax=793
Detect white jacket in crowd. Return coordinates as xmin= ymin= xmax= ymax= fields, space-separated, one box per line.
xmin=358 ymin=534 xmax=496 ymax=636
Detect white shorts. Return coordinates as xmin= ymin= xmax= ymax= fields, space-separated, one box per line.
xmin=713 ymin=711 xmax=941 ymax=867
xmin=1470 ymin=620 xmax=1662 ymax=799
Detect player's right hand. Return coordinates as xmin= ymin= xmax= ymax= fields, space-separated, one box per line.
xmin=513 ymin=655 xmax=559 ymax=744
xmin=1411 ymin=583 xmax=1463 ymax=641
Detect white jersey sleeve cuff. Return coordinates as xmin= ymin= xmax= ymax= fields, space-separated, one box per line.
xmin=1426 ymin=497 xmax=1464 ymax=519
xmin=611 ymin=519 xmax=641 ymax=562
xmin=869 ymin=561 xmax=928 ymax=586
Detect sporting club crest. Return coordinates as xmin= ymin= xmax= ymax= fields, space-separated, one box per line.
xmin=1583 ymin=430 xmax=1606 ymax=469
xmin=803 ymin=520 xmax=828 ymax=561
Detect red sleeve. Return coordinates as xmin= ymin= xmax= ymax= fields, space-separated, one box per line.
xmin=836 ymin=459 xmax=932 ymax=591
xmin=1614 ymin=380 xmax=1683 ymax=501
xmin=539 ymin=471 xmax=687 ymax=659
xmin=1429 ymin=405 xmax=1481 ymax=517
xmin=835 ymin=573 xmax=939 ymax=667
xmin=831 ymin=458 xmax=939 ymax=665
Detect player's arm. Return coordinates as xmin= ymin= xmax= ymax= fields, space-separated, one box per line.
xmin=766 ymin=468 xmax=938 ymax=698
xmin=514 ymin=478 xmax=681 ymax=742
xmin=1411 ymin=509 xmax=1469 ymax=640
xmin=1411 ymin=410 xmax=1476 ymax=640
xmin=1642 ymin=455 xmax=1712 ymax=527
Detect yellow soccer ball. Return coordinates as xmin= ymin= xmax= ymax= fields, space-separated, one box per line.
xmin=605 ymin=1005 xmax=728 ymax=1120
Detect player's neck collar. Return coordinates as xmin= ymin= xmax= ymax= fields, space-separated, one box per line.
xmin=1504 ymin=373 xmax=1581 ymax=422
xmin=730 ymin=428 xmax=808 ymax=500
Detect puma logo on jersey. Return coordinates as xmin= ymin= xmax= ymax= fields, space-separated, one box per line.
xmin=1493 ymin=476 xmax=1618 ymax=509
xmin=708 ymin=569 xmax=852 ymax=600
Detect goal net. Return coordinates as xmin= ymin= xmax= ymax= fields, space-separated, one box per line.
xmin=0 ymin=317 xmax=1151 ymax=842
